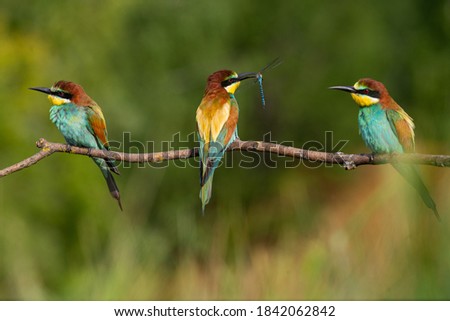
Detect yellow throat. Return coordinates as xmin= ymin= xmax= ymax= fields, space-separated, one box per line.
xmin=224 ymin=81 xmax=240 ymax=95
xmin=48 ymin=95 xmax=71 ymax=106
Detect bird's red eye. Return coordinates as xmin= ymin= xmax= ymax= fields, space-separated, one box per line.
xmin=363 ymin=89 xmax=370 ymax=95
xmin=58 ymin=91 xmax=71 ymax=99
xmin=221 ymin=79 xmax=234 ymax=87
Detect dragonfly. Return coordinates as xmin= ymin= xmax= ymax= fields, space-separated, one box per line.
xmin=255 ymin=57 xmax=282 ymax=108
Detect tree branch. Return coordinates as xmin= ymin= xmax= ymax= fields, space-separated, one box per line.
xmin=0 ymin=138 xmax=449 ymax=178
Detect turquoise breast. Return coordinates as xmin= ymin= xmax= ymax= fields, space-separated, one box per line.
xmin=358 ymin=104 xmax=404 ymax=154
xmin=50 ymin=103 xmax=99 ymax=148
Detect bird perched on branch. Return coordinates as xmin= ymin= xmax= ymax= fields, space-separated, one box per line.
xmin=196 ymin=70 xmax=260 ymax=212
xmin=30 ymin=81 xmax=122 ymax=210
xmin=330 ymin=78 xmax=439 ymax=219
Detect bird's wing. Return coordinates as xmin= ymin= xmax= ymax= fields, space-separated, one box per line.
xmin=196 ymin=96 xmax=231 ymax=143
xmin=385 ymin=107 xmax=415 ymax=153
xmin=85 ymin=105 xmax=120 ymax=175
xmin=85 ymin=105 xmax=109 ymax=149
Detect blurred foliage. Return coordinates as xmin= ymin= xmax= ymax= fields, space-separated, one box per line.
xmin=0 ymin=0 xmax=449 ymax=300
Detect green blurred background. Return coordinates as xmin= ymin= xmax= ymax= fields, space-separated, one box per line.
xmin=0 ymin=0 xmax=449 ymax=300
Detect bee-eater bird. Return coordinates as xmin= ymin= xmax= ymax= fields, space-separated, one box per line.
xmin=330 ymin=78 xmax=439 ymax=219
xmin=196 ymin=70 xmax=259 ymax=212
xmin=30 ymin=81 xmax=122 ymax=210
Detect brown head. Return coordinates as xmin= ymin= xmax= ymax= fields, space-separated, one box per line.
xmin=329 ymin=78 xmax=394 ymax=108
xmin=203 ymin=70 xmax=258 ymax=97
xmin=29 ymin=80 xmax=96 ymax=106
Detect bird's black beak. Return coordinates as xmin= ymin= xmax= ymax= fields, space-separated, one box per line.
xmin=29 ymin=87 xmax=52 ymax=95
xmin=328 ymin=85 xmax=357 ymax=93
xmin=236 ymin=72 xmax=258 ymax=82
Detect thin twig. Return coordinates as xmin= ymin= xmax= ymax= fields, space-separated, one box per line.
xmin=0 ymin=138 xmax=449 ymax=178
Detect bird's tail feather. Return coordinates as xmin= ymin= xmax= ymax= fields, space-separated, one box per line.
xmin=200 ymin=141 xmax=224 ymax=186
xmin=94 ymin=158 xmax=123 ymax=210
xmin=106 ymin=159 xmax=120 ymax=175
xmin=200 ymin=176 xmax=213 ymax=214
xmin=105 ymin=170 xmax=123 ymax=211
xmin=198 ymin=141 xmax=223 ymax=213
xmin=392 ymin=163 xmax=439 ymax=220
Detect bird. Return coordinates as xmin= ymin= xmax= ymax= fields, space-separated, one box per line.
xmin=29 ymin=81 xmax=122 ymax=210
xmin=196 ymin=70 xmax=259 ymax=212
xmin=329 ymin=78 xmax=439 ymax=219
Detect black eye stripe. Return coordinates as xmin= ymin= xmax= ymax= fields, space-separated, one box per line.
xmin=357 ymin=88 xmax=380 ymax=98
xmin=55 ymin=91 xmax=72 ymax=99
xmin=221 ymin=78 xmax=237 ymax=87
